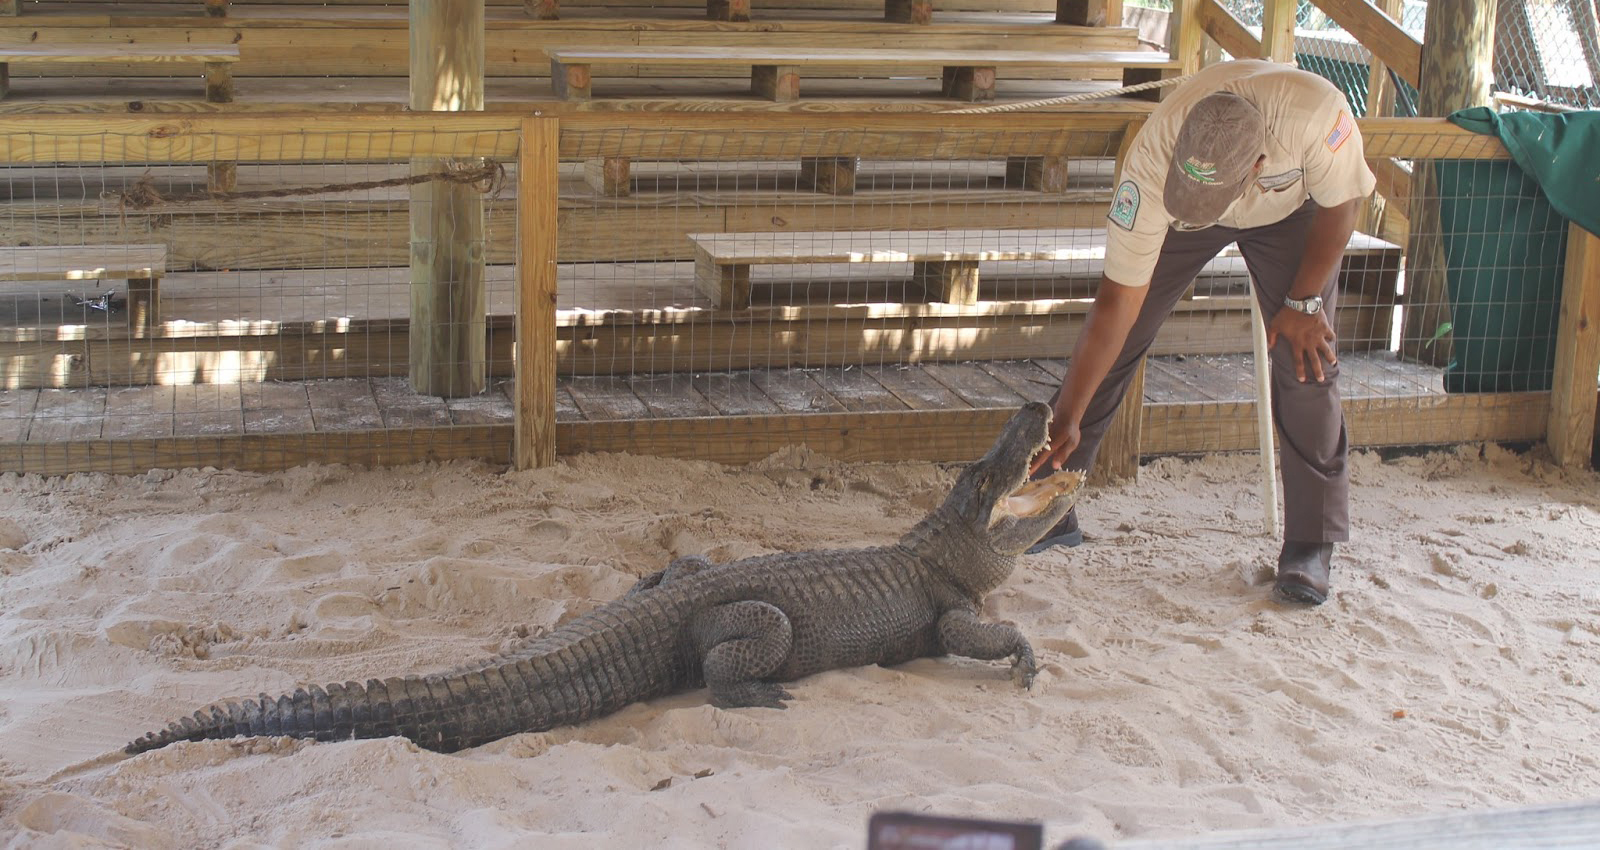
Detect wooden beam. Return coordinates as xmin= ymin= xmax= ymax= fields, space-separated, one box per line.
xmin=0 ymin=388 xmax=1553 ymax=476
xmin=0 ymin=115 xmax=1505 ymax=166
xmin=409 ymin=0 xmax=488 ymax=398
xmin=1308 ymin=0 xmax=1420 ymax=87
xmin=1197 ymin=0 xmax=1262 ymax=62
xmin=1168 ymin=0 xmax=1205 ymax=74
xmin=1570 ymin=0 xmax=1600 ymax=98
xmin=1548 ymin=223 xmax=1600 ymax=469
xmin=1399 ymin=0 xmax=1497 ymax=367
xmin=1260 ymin=0 xmax=1297 ymax=63
xmin=515 ymin=116 xmax=560 ymax=471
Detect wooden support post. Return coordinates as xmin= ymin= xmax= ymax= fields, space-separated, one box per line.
xmin=551 ymin=61 xmax=591 ymax=101
xmin=884 ymin=0 xmax=933 ymax=24
xmin=515 ymin=116 xmax=559 ymax=471
xmin=941 ymin=66 xmax=997 ymax=101
xmin=1090 ymin=360 xmax=1145 ymax=485
xmin=1197 ymin=0 xmax=1262 ymax=61
xmin=1168 ymin=0 xmax=1204 ymax=75
xmin=751 ymin=65 xmax=800 ymax=102
xmin=1570 ymin=0 xmax=1600 ymax=98
xmin=525 ymin=0 xmax=559 ymax=19
xmin=1360 ymin=0 xmax=1403 ymax=235
xmin=409 ymin=0 xmax=487 ymax=398
xmin=203 ymin=0 xmax=228 ymax=16
xmin=1260 ymin=0 xmax=1297 ymax=63
xmin=204 ymin=61 xmax=233 ymax=103
xmin=913 ymin=261 xmax=981 ymax=305
xmin=583 ymin=157 xmax=631 ymax=196
xmin=1004 ymin=157 xmax=1070 ymax=193
xmin=206 ymin=162 xmax=237 ymax=193
xmin=707 ymin=0 xmax=752 ymax=21
xmin=126 ymin=276 xmax=160 ymax=337
xmin=1056 ymin=0 xmax=1109 ymax=26
xmin=1400 ymin=0 xmax=1496 ymax=367
xmin=2 ymin=0 xmax=19 ymax=15
xmin=1548 ymin=224 xmax=1600 ymax=469
xmin=694 ymin=251 xmax=751 ymax=310
xmin=799 ymin=157 xmax=858 ymax=195
xmin=0 ymin=62 xmax=9 ymax=99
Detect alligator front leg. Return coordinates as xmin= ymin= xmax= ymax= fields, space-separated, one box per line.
xmin=628 ymin=554 xmax=713 ymax=595
xmin=937 ymin=607 xmax=1037 ymax=688
xmin=691 ymin=600 xmax=794 ymax=709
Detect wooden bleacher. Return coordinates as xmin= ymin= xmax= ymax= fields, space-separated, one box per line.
xmin=0 ymin=44 xmax=239 ymax=102
xmin=688 ymin=229 xmax=1401 ymax=349
xmin=0 ymin=244 xmax=167 ymax=333
xmin=548 ymin=47 xmax=1179 ymax=102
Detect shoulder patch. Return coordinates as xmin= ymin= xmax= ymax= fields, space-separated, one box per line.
xmin=1325 ymin=110 xmax=1355 ymax=153
xmin=1109 ymin=180 xmax=1141 ymax=231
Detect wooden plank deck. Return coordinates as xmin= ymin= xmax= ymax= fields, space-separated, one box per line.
xmin=0 ymin=352 xmax=1447 ymax=444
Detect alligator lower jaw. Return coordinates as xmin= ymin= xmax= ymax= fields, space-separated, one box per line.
xmin=1001 ymin=468 xmax=1085 ymax=518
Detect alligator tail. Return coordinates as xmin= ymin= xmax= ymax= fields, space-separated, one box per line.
xmin=126 ymin=664 xmax=560 ymax=755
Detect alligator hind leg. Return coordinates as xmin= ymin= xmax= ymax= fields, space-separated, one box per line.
xmin=937 ymin=607 xmax=1038 ymax=688
xmin=628 ymin=554 xmax=713 ymax=596
xmin=691 ymin=600 xmax=794 ymax=708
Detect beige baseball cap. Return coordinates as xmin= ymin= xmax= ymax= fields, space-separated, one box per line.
xmin=1164 ymin=91 xmax=1267 ymax=225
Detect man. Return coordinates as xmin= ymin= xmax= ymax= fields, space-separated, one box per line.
xmin=1028 ymin=60 xmax=1377 ymax=606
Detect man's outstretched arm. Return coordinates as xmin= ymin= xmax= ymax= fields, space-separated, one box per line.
xmin=1031 ymin=274 xmax=1148 ymax=475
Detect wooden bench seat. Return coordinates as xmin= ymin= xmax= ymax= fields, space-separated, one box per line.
xmin=548 ymin=47 xmax=1180 ymax=103
xmin=688 ymin=227 xmax=1402 ymax=346
xmin=0 ymin=45 xmax=240 ymax=103
xmin=0 ymin=244 xmax=168 ymax=333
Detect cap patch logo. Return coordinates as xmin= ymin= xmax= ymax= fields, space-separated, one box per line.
xmin=1181 ymin=157 xmax=1219 ymax=184
xmin=1325 ymin=110 xmax=1355 ymax=152
xmin=1109 ymin=180 xmax=1140 ymax=231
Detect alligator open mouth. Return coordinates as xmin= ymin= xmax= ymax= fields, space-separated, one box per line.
xmin=999 ymin=468 xmax=1084 ymax=520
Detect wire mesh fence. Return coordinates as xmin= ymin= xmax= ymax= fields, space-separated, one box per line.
xmin=0 ymin=114 xmax=1579 ymax=478
xmin=0 ymin=121 xmax=520 ymax=473
xmin=1212 ymin=0 xmax=1597 ymax=113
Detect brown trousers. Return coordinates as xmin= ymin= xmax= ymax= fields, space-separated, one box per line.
xmin=1068 ymin=201 xmax=1350 ymax=543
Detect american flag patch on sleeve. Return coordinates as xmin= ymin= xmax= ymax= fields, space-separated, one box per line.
xmin=1325 ymin=110 xmax=1355 ymax=153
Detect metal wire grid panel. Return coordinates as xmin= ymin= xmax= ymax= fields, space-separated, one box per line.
xmin=0 ymin=116 xmax=1568 ymax=475
xmin=551 ymin=122 xmax=1129 ymax=458
xmin=1216 ymin=0 xmax=1597 ymax=113
xmin=0 ymin=124 xmax=519 ymax=474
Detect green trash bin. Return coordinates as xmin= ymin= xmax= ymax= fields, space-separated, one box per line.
xmin=1435 ymin=158 xmax=1569 ymax=393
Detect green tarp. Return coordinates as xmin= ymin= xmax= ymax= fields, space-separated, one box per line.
xmin=1431 ymin=108 xmax=1600 ymax=392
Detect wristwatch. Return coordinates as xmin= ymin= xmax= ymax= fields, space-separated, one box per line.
xmin=1283 ymin=294 xmax=1324 ymax=315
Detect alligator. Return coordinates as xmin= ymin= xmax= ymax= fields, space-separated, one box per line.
xmin=126 ymin=402 xmax=1084 ymax=755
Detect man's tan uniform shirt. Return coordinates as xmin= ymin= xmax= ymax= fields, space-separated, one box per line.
xmin=1105 ymin=60 xmax=1379 ymax=287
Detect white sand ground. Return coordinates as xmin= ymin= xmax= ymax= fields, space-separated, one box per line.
xmin=1 ymin=443 xmax=1599 ymax=848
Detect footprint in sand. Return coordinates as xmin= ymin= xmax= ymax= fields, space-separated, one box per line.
xmin=272 ymin=552 xmax=345 ymax=580
xmin=13 ymin=792 xmax=169 ymax=845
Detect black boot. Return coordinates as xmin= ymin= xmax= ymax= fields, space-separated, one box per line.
xmin=1026 ymin=507 xmax=1083 ymax=554
xmin=1274 ymin=541 xmax=1334 ymax=605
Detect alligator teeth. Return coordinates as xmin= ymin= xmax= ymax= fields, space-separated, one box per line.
xmin=1002 ymin=468 xmax=1084 ymax=517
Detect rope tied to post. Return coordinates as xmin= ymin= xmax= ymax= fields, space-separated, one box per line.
xmin=103 ymin=159 xmax=508 ymax=211
xmin=941 ymin=72 xmax=1197 ymax=114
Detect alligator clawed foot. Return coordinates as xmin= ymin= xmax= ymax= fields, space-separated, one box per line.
xmin=1011 ymin=652 xmax=1038 ymax=690
xmin=712 ymin=681 xmax=793 ymax=709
